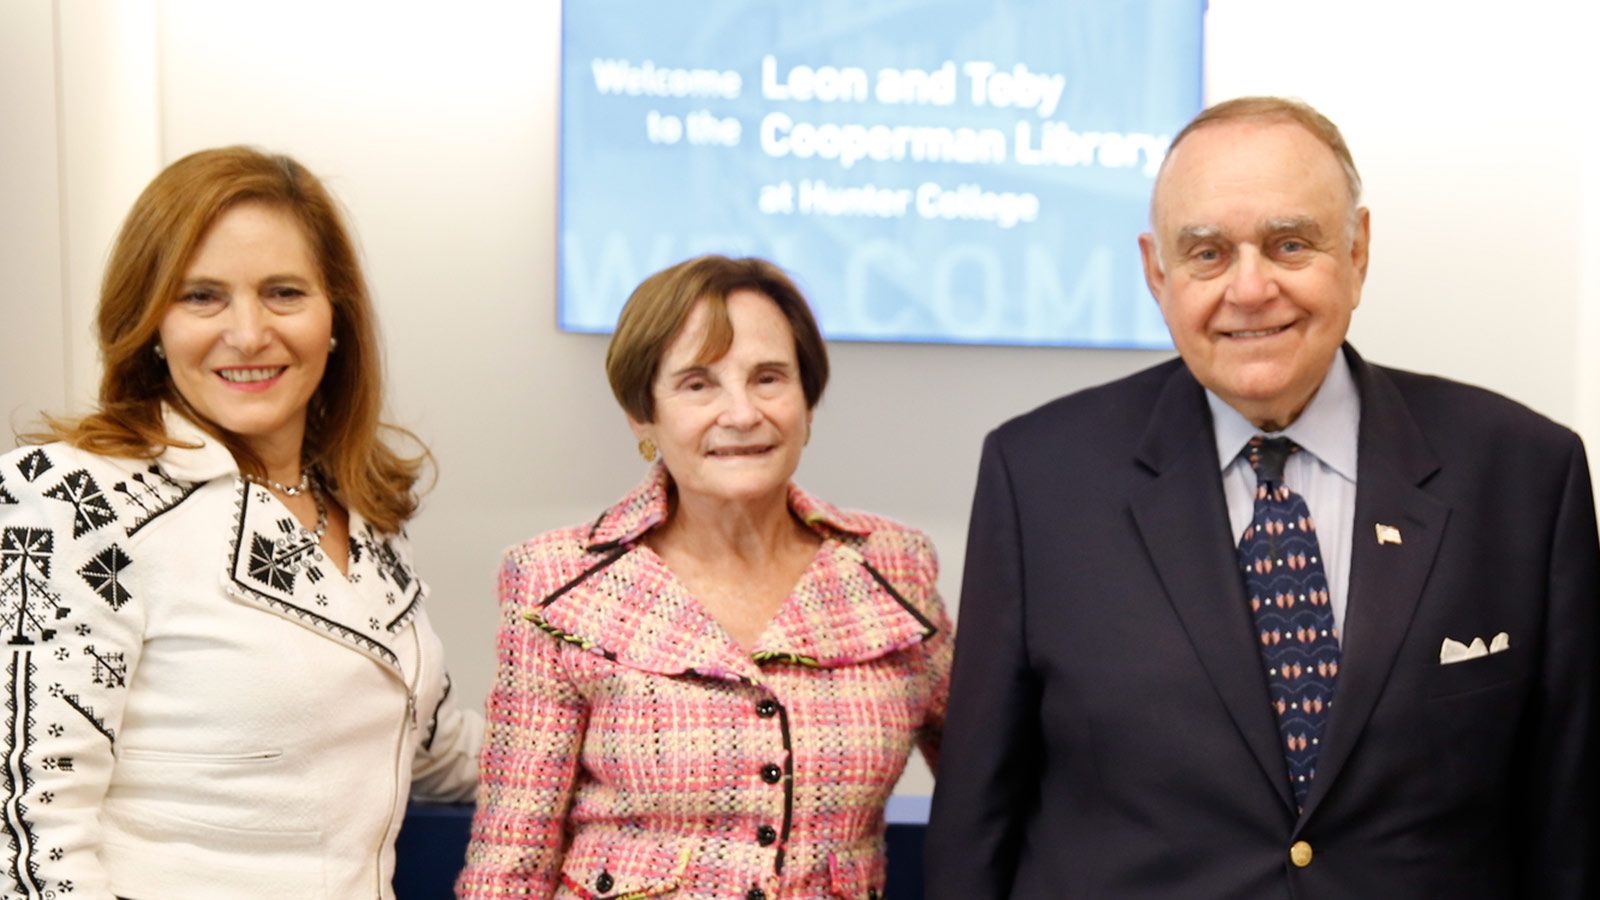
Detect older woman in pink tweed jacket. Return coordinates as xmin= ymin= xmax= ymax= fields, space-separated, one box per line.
xmin=457 ymin=256 xmax=951 ymax=900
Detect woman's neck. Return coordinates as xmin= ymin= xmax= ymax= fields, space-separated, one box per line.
xmin=242 ymin=430 xmax=307 ymax=486
xmin=653 ymin=489 xmax=809 ymax=564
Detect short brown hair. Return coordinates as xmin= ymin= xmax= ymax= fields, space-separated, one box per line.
xmin=606 ymin=255 xmax=829 ymax=423
xmin=31 ymin=146 xmax=425 ymax=532
xmin=1164 ymin=96 xmax=1363 ymax=208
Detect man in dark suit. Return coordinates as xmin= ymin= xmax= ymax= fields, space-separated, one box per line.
xmin=925 ymin=97 xmax=1598 ymax=898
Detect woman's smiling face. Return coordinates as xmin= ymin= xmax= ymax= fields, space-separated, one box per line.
xmin=633 ymin=289 xmax=812 ymax=509
xmin=158 ymin=201 xmax=334 ymax=465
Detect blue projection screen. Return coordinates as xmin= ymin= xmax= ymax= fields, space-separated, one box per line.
xmin=559 ymin=1 xmax=1203 ymax=348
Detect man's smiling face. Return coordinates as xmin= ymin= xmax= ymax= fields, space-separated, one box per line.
xmin=1139 ymin=117 xmax=1370 ymax=430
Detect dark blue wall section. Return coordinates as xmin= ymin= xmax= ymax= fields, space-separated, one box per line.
xmin=393 ymin=804 xmax=473 ymax=899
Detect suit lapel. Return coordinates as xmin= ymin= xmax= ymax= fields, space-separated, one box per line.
xmin=1299 ymin=348 xmax=1447 ymax=820
xmin=757 ymin=540 xmax=937 ymax=667
xmin=1129 ymin=365 xmax=1295 ymax=813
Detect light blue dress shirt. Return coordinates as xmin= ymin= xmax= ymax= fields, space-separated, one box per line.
xmin=1207 ymin=352 xmax=1360 ymax=644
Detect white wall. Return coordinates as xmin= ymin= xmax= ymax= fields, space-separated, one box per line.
xmin=2 ymin=0 xmax=1597 ymax=798
xmin=1580 ymin=7 xmax=1600 ymax=471
xmin=1208 ymin=1 xmax=1596 ymax=428
xmin=0 ymin=1 xmax=68 ymax=428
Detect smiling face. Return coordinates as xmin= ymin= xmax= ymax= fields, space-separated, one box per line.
xmin=632 ymin=289 xmax=812 ymax=511
xmin=158 ymin=201 xmax=334 ymax=470
xmin=1139 ymin=118 xmax=1370 ymax=430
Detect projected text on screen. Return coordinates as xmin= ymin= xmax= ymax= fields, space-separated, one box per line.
xmin=560 ymin=1 xmax=1203 ymax=348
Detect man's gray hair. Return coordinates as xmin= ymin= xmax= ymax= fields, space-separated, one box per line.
xmin=1151 ymin=96 xmax=1364 ymax=241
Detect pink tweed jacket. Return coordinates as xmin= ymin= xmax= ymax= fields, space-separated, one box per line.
xmin=457 ymin=466 xmax=952 ymax=899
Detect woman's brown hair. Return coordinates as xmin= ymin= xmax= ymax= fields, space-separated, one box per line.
xmin=606 ymin=255 xmax=829 ymax=423
xmin=31 ymin=146 xmax=426 ymax=532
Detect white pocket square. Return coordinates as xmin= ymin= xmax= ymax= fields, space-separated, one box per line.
xmin=1439 ymin=632 xmax=1510 ymax=665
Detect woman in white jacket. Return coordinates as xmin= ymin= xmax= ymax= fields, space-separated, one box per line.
xmin=0 ymin=147 xmax=480 ymax=899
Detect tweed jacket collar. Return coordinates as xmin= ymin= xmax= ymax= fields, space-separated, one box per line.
xmin=581 ymin=463 xmax=876 ymax=550
xmin=534 ymin=465 xmax=934 ymax=684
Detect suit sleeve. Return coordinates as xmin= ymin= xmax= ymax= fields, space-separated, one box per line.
xmin=456 ymin=548 xmax=587 ymax=898
xmin=1514 ymin=435 xmax=1600 ymax=896
xmin=0 ymin=451 xmax=146 ymax=900
xmin=924 ymin=431 xmax=1041 ymax=899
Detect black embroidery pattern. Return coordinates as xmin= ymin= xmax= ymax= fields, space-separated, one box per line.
xmin=81 ymin=645 xmax=126 ymax=690
xmin=353 ymin=525 xmax=414 ymax=592
xmin=245 ymin=517 xmax=324 ymax=595
xmin=42 ymin=471 xmax=117 ymax=539
xmin=355 ymin=526 xmax=425 ymax=634
xmin=16 ymin=450 xmax=51 ymax=483
xmin=1 ymin=528 xmax=67 ymax=646
xmin=113 ymin=465 xmax=201 ymax=536
xmin=2 ymin=651 xmax=42 ymax=898
xmin=77 ymin=546 xmax=132 ymax=611
xmin=231 ymin=586 xmax=401 ymax=669
xmin=228 ymin=487 xmax=400 ymax=669
xmin=0 ymin=474 xmax=16 ymax=505
xmin=372 ymin=539 xmax=412 ymax=593
xmin=384 ymin=594 xmax=424 ymax=634
xmin=248 ymin=533 xmax=296 ymax=594
xmin=59 ymin=690 xmax=114 ymax=746
xmin=422 ymin=674 xmax=451 ymax=752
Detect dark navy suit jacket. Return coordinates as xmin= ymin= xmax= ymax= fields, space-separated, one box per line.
xmin=926 ymin=346 xmax=1598 ymax=898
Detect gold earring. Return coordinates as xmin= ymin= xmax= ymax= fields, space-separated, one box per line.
xmin=637 ymin=438 xmax=657 ymax=462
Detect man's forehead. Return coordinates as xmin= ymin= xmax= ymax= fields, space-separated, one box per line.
xmin=1163 ymin=116 xmax=1337 ymax=174
xmin=1151 ymin=118 xmax=1351 ymax=232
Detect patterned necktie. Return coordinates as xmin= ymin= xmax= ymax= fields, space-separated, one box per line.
xmin=1237 ymin=436 xmax=1341 ymax=811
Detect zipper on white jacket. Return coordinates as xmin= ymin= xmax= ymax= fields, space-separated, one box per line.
xmin=373 ymin=626 xmax=422 ymax=897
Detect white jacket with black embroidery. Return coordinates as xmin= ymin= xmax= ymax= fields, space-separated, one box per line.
xmin=0 ymin=414 xmax=481 ymax=900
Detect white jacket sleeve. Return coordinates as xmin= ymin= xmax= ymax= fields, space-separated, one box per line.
xmin=409 ymin=603 xmax=482 ymax=804
xmin=409 ymin=668 xmax=483 ymax=804
xmin=0 ymin=447 xmax=148 ymax=900
xmin=396 ymin=543 xmax=480 ymax=804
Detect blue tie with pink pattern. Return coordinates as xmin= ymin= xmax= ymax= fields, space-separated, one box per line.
xmin=1238 ymin=436 xmax=1341 ymax=811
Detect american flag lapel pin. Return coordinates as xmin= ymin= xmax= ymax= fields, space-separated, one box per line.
xmin=1375 ymin=523 xmax=1402 ymax=546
